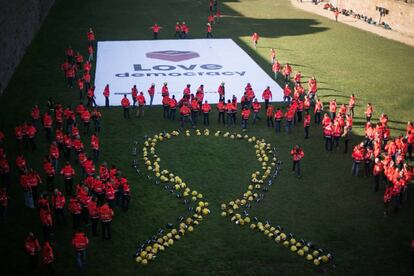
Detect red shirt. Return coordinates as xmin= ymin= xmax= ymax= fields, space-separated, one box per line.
xmin=121 ymin=98 xmax=130 ymax=108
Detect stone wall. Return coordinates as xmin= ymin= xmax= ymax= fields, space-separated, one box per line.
xmin=335 ymin=0 xmax=414 ymax=36
xmin=0 ymin=0 xmax=55 ymax=94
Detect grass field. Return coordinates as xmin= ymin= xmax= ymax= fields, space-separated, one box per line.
xmin=1 ymin=0 xmax=414 ymax=275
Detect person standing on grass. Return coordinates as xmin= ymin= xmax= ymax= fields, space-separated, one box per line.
xmin=168 ymin=95 xmax=177 ymax=120
xmin=150 ymin=24 xmax=162 ymax=39
xmin=179 ymin=102 xmax=193 ymax=129
xmin=136 ymin=92 xmax=146 ymax=118
xmin=272 ymin=60 xmax=280 ymax=80
xmin=304 ymin=111 xmax=311 ymax=139
xmin=251 ymin=32 xmax=259 ymax=49
xmin=266 ymin=104 xmax=274 ymax=128
xmin=352 ymin=143 xmax=365 ymax=176
xmin=290 ymin=145 xmax=304 ymax=177
xmin=270 ymin=48 xmax=276 ymax=64
xmin=25 ymin=232 xmax=41 ymax=271
xmin=202 ymin=100 xmax=211 ymax=126
xmin=99 ymin=203 xmax=114 ymax=240
xmin=365 ymin=103 xmax=373 ymax=122
xmin=241 ymin=106 xmax=251 ymax=131
xmin=72 ymin=230 xmax=89 ymax=270
xmin=334 ymin=9 xmax=339 ymax=22
xmin=87 ymin=27 xmax=95 ymax=46
xmin=147 ymin=83 xmax=155 ymax=107
xmin=174 ymin=22 xmax=181 ymax=38
xmin=42 ymin=241 xmax=54 ymax=274
xmin=121 ymin=94 xmax=130 ymax=119
xmin=262 ymin=86 xmax=272 ymax=109
xmin=206 ymin=23 xmax=213 ymax=38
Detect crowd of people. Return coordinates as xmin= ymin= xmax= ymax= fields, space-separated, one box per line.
xmin=0 ymin=28 xmax=133 ymax=273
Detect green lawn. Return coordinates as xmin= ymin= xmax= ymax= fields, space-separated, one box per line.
xmin=1 ymin=0 xmax=414 ymax=275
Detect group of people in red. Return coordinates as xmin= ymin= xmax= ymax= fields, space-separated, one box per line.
xmin=149 ymin=0 xmax=222 ymax=39
xmin=351 ymin=110 xmax=414 ymax=215
xmin=0 ymin=28 xmax=135 ymax=274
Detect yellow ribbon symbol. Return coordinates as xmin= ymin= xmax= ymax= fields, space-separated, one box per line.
xmin=134 ymin=129 xmax=333 ymax=267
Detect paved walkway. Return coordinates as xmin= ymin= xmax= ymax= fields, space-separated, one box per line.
xmin=290 ymin=0 xmax=414 ymax=47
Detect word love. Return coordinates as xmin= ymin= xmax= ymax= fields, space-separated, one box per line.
xmin=133 ymin=129 xmax=333 ymax=267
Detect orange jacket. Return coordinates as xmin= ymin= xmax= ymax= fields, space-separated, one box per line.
xmin=99 ymin=204 xmax=114 ymax=222
xmin=72 ymin=233 xmax=89 ymax=251
xmin=121 ymin=97 xmax=130 ymax=108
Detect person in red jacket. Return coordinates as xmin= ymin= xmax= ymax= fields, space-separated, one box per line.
xmin=241 ymin=106 xmax=251 ymax=131
xmin=87 ymin=196 xmax=99 ymax=236
xmin=87 ymin=27 xmax=95 ymax=46
xmin=136 ymin=92 xmax=146 ymax=117
xmin=99 ymin=203 xmax=114 ymax=240
xmin=69 ymin=195 xmax=83 ymax=229
xmin=162 ymin=95 xmax=170 ymax=119
xmin=323 ymin=122 xmax=333 ymax=151
xmin=39 ymin=206 xmax=53 ymax=241
xmin=252 ymin=99 xmax=261 ymax=124
xmin=303 ymin=112 xmax=311 ymax=139
xmin=147 ymin=83 xmax=155 ymax=107
xmin=179 ymin=102 xmax=193 ymax=129
xmin=373 ymin=158 xmax=384 ymax=192
xmin=0 ymin=186 xmax=8 ymax=222
xmin=72 ymin=230 xmax=89 ymax=269
xmin=174 ymin=22 xmax=181 ymax=38
xmin=364 ymin=103 xmax=373 ymax=122
xmin=52 ymin=189 xmax=66 ymax=225
xmin=167 ymin=95 xmax=176 ymax=120
xmin=352 ymin=143 xmax=365 ymax=176
xmin=290 ymin=145 xmax=304 ymax=177
xmin=181 ymin=22 xmax=189 ymax=39
xmin=201 ymin=101 xmax=211 ymax=125
xmin=206 ymin=23 xmax=213 ymax=38
xmin=251 ymin=32 xmax=259 ymax=49
xmin=266 ymin=104 xmax=274 ymax=128
xmin=274 ymin=108 xmax=283 ymax=132
xmin=150 ymin=23 xmax=162 ymax=39
xmin=262 ymin=86 xmax=272 ymax=109
xmin=121 ymin=94 xmax=130 ymax=119
xmin=25 ymin=232 xmax=41 ymax=271
xmin=103 ymin=84 xmax=110 ymax=107
xmin=283 ymin=84 xmax=291 ymax=104
xmin=42 ymin=241 xmax=54 ymax=273
xmin=61 ymin=161 xmax=75 ymax=196
xmin=272 ymin=60 xmax=280 ymax=80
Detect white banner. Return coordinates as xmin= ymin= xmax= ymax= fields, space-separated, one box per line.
xmin=94 ymin=39 xmax=283 ymax=106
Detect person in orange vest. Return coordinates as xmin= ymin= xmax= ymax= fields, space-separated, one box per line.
xmin=252 ymin=99 xmax=261 ymax=124
xmin=314 ymin=99 xmax=323 ymax=125
xmin=251 ymin=32 xmax=259 ymax=49
xmin=25 ymin=232 xmax=41 ymax=271
xmin=87 ymin=27 xmax=95 ymax=46
xmin=43 ymin=112 xmax=53 ymax=142
xmin=352 ymin=143 xmax=365 ymax=176
xmin=167 ymin=95 xmax=177 ymax=120
xmin=91 ymin=133 xmax=99 ymax=162
xmin=179 ymin=102 xmax=193 ymax=129
xmin=364 ymin=103 xmax=373 ymax=122
xmin=266 ymin=104 xmax=274 ymax=128
xmin=303 ymin=112 xmax=311 ymax=139
xmin=181 ymin=22 xmax=189 ymax=39
xmin=270 ymin=48 xmax=276 ymax=64
xmin=136 ymin=92 xmax=146 ymax=117
xmin=348 ymin=94 xmax=355 ymax=117
xmin=52 ymin=188 xmax=66 ymax=225
xmin=218 ymin=82 xmax=225 ymax=101
xmin=121 ymin=180 xmax=131 ymax=212
xmin=241 ymin=106 xmax=251 ymax=131
xmin=373 ymin=158 xmax=384 ymax=192
xmin=99 ymin=203 xmax=114 ymax=240
xmin=121 ymin=94 xmax=130 ymax=119
xmin=147 ymin=83 xmax=155 ymax=107
xmin=290 ymin=145 xmax=304 ymax=177
xmin=162 ymin=94 xmax=170 ymax=119
xmin=272 ymin=60 xmax=280 ymax=80
xmin=81 ymin=108 xmax=91 ymax=134
xmin=208 ymin=13 xmax=214 ymax=25
xmin=0 ymin=187 xmax=8 ymax=222
xmin=262 ymin=86 xmax=272 ymax=110
xmin=283 ymin=63 xmax=292 ymax=83
xmin=103 ymin=84 xmax=110 ymax=107
xmin=334 ymin=8 xmax=339 ymax=22
xmin=87 ymin=44 xmax=94 ymax=62
xmin=131 ymin=85 xmax=138 ymax=108
xmin=202 ymin=101 xmax=211 ymax=125
xmin=42 ymin=241 xmax=54 ymax=274
xmin=217 ymin=99 xmax=225 ymax=124
xmin=61 ymin=161 xmax=75 ymax=196
xmin=86 ymin=86 xmax=97 ymax=108
xmin=274 ymin=107 xmax=283 ymax=132
xmin=66 ymin=64 xmax=76 ymax=88
xmin=69 ymin=195 xmax=82 ymax=229
xmin=87 ymin=196 xmax=99 ymax=236
xmin=206 ymin=23 xmax=213 ymax=38
xmin=342 ymin=125 xmax=350 ymax=154
xmin=91 ymin=108 xmax=102 ymax=133
xmin=283 ymin=84 xmax=291 ymax=104
xmin=329 ymin=99 xmax=337 ymax=120
xmin=284 ymin=107 xmax=294 ymax=134
xmin=150 ymin=23 xmax=162 ymax=39
xmin=39 ymin=206 xmax=53 ymax=241
xmin=72 ymin=230 xmax=89 ymax=270
xmin=174 ymin=22 xmax=181 ymax=38
xmin=226 ymin=100 xmax=235 ymax=126
xmin=323 ymin=122 xmax=333 ymax=151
